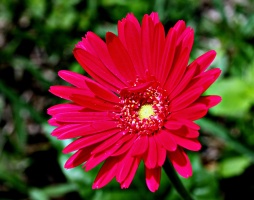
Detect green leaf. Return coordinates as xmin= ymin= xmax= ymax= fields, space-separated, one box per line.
xmin=218 ymin=156 xmax=251 ymax=178
xmin=29 ymin=188 xmax=48 ymax=200
xmin=207 ymin=78 xmax=254 ymax=117
xmin=0 ymin=79 xmax=45 ymax=124
xmin=25 ymin=0 xmax=46 ymax=19
xmin=12 ymin=104 xmax=27 ymax=151
xmin=29 ymin=183 xmax=77 ymax=200
xmin=0 ymin=152 xmax=29 ymax=193
xmin=101 ymin=0 xmax=128 ymax=6
xmin=92 ymin=190 xmax=141 ymax=200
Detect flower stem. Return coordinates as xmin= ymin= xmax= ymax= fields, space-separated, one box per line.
xmin=163 ymin=158 xmax=194 ymax=200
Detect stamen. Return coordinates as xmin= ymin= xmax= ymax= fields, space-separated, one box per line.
xmin=117 ymin=81 xmax=170 ymax=135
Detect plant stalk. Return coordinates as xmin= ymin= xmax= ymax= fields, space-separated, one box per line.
xmin=163 ymin=158 xmax=194 ymax=200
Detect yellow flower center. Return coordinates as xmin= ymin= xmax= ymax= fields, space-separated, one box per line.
xmin=118 ymin=82 xmax=170 ymax=135
xmin=138 ymin=104 xmax=155 ymax=120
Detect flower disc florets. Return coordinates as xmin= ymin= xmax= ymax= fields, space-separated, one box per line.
xmin=117 ymin=81 xmax=170 ymax=135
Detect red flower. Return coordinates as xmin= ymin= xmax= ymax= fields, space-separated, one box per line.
xmin=48 ymin=12 xmax=221 ymax=192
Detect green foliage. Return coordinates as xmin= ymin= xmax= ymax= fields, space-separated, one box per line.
xmin=218 ymin=156 xmax=251 ymax=178
xmin=29 ymin=184 xmax=77 ymax=200
xmin=207 ymin=59 xmax=254 ymax=117
xmin=208 ymin=77 xmax=254 ymax=117
xmin=1 ymin=0 xmax=254 ymax=199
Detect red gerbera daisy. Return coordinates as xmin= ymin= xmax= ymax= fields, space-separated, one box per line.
xmin=48 ymin=12 xmax=221 ymax=192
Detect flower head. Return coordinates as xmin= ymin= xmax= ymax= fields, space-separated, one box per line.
xmin=48 ymin=12 xmax=221 ymax=192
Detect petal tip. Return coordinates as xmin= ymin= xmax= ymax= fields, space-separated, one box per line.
xmin=92 ymin=184 xmax=100 ymax=190
xmin=106 ymin=32 xmax=116 ymax=44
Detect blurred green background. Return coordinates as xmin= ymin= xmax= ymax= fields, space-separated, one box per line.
xmin=1 ymin=0 xmax=254 ymax=199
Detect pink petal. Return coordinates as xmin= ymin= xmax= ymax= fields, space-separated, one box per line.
xmin=169 ymin=87 xmax=203 ymax=112
xmin=164 ymin=122 xmax=199 ymax=138
xmin=141 ymin=14 xmax=154 ymax=73
xmin=120 ymin=81 xmax=154 ymax=95
xmin=48 ymin=118 xmax=60 ymax=126
xmin=51 ymin=124 xmax=89 ymax=137
xmin=118 ymin=13 xmax=141 ymax=47
xmin=183 ymin=129 xmax=199 ymax=138
xmin=49 ymin=85 xmax=90 ymax=100
xmin=73 ymin=48 xmax=125 ymax=92
xmin=189 ymin=50 xmax=216 ymax=75
xmin=158 ymin=28 xmax=177 ymax=85
xmin=120 ymin=157 xmax=140 ymax=189
xmin=150 ymin=12 xmax=160 ymax=23
xmin=188 ymin=68 xmax=221 ymax=93
xmin=117 ymin=20 xmax=126 ymax=47
xmin=75 ymin=34 xmax=96 ymax=53
xmin=173 ymin=20 xmax=186 ymax=35
xmin=145 ymin=167 xmax=161 ymax=192
xmin=92 ymin=157 xmax=119 ymax=189
xmin=164 ymin=47 xmax=189 ymax=93
xmin=56 ymin=121 xmax=118 ymax=139
xmin=85 ymin=32 xmax=128 ymax=85
xmin=163 ymin=28 xmax=194 ymax=92
xmin=176 ymin=27 xmax=194 ymax=48
xmin=154 ymin=130 xmax=177 ymax=151
xmin=169 ymin=62 xmax=197 ymax=99
xmin=172 ymin=28 xmax=192 ymax=68
xmin=131 ymin=135 xmax=148 ymax=156
xmin=62 ymin=129 xmax=121 ymax=153
xmin=169 ymin=126 xmax=199 ymax=138
xmin=85 ymin=79 xmax=120 ymax=103
xmin=171 ymin=103 xmax=208 ymax=121
xmin=64 ymin=145 xmax=95 ymax=169
xmin=170 ymin=133 xmax=201 ymax=151
xmin=164 ymin=119 xmax=184 ymax=130
xmin=126 ymin=13 xmax=141 ymax=30
xmin=156 ymin=144 xmax=166 ymax=166
xmin=175 ymin=118 xmax=200 ymax=130
xmin=167 ymin=147 xmax=192 ymax=178
xmin=58 ymin=70 xmax=88 ymax=89
xmin=54 ymin=112 xmax=113 ymax=123
xmin=144 ymin=136 xmax=157 ymax=169
xmin=70 ymin=94 xmax=119 ymax=112
xmin=117 ymin=13 xmax=140 ymax=35
xmin=153 ymin=23 xmax=165 ymax=79
xmin=116 ymin=151 xmax=136 ymax=183
xmin=106 ymin=32 xmax=136 ymax=83
xmin=84 ymin=142 xmax=122 ymax=171
xmin=47 ymin=103 xmax=83 ymax=116
xmin=91 ymin=132 xmax=124 ymax=154
xmin=196 ymin=95 xmax=222 ymax=108
xmin=111 ymin=134 xmax=137 ymax=156
xmin=124 ymin=20 xmax=145 ymax=78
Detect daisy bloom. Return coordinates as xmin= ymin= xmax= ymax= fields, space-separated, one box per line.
xmin=48 ymin=12 xmax=221 ymax=192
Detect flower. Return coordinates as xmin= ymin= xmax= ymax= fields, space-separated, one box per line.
xmin=48 ymin=12 xmax=221 ymax=192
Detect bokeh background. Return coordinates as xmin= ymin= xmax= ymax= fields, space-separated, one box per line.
xmin=1 ymin=0 xmax=254 ymax=199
